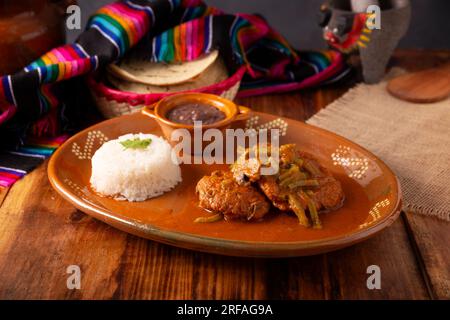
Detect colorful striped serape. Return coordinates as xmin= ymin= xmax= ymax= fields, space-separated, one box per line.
xmin=0 ymin=0 xmax=347 ymax=187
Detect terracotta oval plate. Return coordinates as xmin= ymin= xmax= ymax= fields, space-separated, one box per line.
xmin=48 ymin=112 xmax=402 ymax=257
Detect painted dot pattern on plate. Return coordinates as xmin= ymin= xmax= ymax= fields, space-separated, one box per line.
xmin=245 ymin=116 xmax=288 ymax=136
xmin=71 ymin=130 xmax=109 ymax=160
xmin=63 ymin=178 xmax=94 ymax=206
xmin=64 ymin=178 xmax=83 ymax=197
xmin=359 ymin=198 xmax=391 ymax=229
xmin=332 ymin=145 xmax=370 ymax=180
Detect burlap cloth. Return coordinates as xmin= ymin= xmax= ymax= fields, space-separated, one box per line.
xmin=307 ymin=70 xmax=450 ymax=221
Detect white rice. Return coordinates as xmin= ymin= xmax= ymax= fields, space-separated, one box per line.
xmin=90 ymin=133 xmax=182 ymax=201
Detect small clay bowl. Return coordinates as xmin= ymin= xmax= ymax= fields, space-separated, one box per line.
xmin=141 ymin=93 xmax=251 ymax=151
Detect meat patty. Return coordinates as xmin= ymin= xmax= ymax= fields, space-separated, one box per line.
xmin=258 ymin=175 xmax=290 ymax=211
xmin=279 ymin=144 xmax=297 ymax=167
xmin=233 ymin=144 xmax=345 ymax=227
xmin=258 ymin=174 xmax=344 ymax=212
xmin=313 ymin=176 xmax=345 ymax=211
xmin=231 ymin=144 xmax=299 ymax=184
xmin=195 ymin=170 xmax=270 ymax=221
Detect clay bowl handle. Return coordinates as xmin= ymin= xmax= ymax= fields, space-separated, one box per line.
xmin=141 ymin=104 xmax=157 ymax=119
xmin=235 ymin=106 xmax=251 ymax=121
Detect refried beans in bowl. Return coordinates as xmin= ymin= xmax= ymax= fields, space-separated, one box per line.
xmin=165 ymin=103 xmax=226 ymax=125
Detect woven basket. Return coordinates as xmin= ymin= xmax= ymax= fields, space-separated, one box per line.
xmin=87 ymin=66 xmax=246 ymax=119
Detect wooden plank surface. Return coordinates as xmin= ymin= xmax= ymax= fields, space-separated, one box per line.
xmin=0 ymin=163 xmax=429 ymax=299
xmin=404 ymin=213 xmax=450 ymax=299
xmin=0 ymin=187 xmax=9 ymax=207
xmin=389 ymin=50 xmax=450 ymax=300
xmin=0 ymin=50 xmax=448 ymax=299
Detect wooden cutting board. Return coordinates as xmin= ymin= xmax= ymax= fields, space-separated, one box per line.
xmin=387 ymin=62 xmax=450 ymax=103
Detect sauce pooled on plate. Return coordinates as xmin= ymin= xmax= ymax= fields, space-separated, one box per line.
xmin=166 ymin=103 xmax=226 ymax=125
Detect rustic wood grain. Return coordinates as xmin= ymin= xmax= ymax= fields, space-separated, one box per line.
xmin=0 ymin=164 xmax=128 ymax=299
xmin=322 ymin=216 xmax=429 ymax=299
xmin=404 ymin=213 xmax=450 ymax=299
xmin=0 ymin=187 xmax=9 ymax=207
xmin=0 ymin=50 xmax=447 ymax=299
xmin=389 ymin=50 xmax=450 ymax=300
xmin=0 ymin=162 xmax=429 ymax=299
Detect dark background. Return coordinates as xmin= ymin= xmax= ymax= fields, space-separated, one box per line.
xmin=68 ymin=0 xmax=450 ymax=49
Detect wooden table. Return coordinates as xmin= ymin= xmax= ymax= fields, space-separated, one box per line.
xmin=0 ymin=50 xmax=448 ymax=299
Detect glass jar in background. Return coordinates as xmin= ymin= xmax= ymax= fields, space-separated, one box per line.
xmin=0 ymin=0 xmax=75 ymax=75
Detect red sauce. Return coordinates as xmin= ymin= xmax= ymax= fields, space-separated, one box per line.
xmin=94 ymin=163 xmax=371 ymax=243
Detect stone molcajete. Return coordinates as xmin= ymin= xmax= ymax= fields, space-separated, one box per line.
xmin=319 ymin=0 xmax=411 ymax=83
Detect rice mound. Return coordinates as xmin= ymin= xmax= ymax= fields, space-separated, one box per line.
xmin=90 ymin=133 xmax=181 ymax=201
